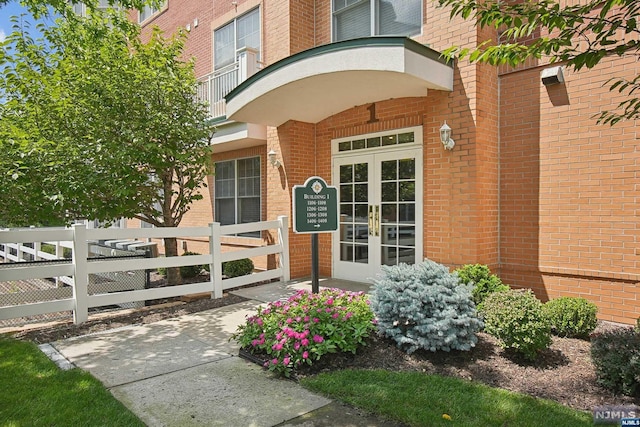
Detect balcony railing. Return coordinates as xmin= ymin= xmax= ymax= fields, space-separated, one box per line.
xmin=197 ymin=47 xmax=260 ymax=120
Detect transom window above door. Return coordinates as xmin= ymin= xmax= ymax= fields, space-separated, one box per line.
xmin=332 ymin=0 xmax=422 ymax=42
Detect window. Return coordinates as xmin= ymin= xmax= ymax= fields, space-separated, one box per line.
xmin=71 ymin=0 xmax=119 ymax=17
xmin=332 ymin=0 xmax=421 ymax=42
xmin=214 ymin=8 xmax=260 ymax=70
xmin=139 ymin=1 xmax=165 ymax=23
xmin=214 ymin=157 xmax=261 ymax=237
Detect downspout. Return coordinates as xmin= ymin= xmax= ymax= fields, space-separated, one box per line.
xmin=496 ymin=12 xmax=502 ymax=273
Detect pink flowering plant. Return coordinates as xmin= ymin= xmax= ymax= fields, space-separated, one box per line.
xmin=231 ymin=288 xmax=376 ymax=377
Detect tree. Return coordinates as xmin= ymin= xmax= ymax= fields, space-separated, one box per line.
xmin=437 ymin=0 xmax=640 ymax=124
xmin=0 ymin=6 xmax=212 ymax=284
xmin=0 ymin=0 xmax=157 ymax=15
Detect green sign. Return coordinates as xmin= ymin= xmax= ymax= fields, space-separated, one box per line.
xmin=293 ymin=176 xmax=338 ymax=233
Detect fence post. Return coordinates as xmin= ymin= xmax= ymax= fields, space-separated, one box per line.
xmin=72 ymin=224 xmax=89 ymax=324
xmin=278 ymin=216 xmax=290 ymax=282
xmin=210 ymin=222 xmax=223 ymax=299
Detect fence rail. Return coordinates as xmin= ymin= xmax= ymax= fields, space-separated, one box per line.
xmin=0 ymin=217 xmax=290 ymax=324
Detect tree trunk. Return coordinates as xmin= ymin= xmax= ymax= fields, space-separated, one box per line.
xmin=164 ymin=236 xmax=181 ymax=285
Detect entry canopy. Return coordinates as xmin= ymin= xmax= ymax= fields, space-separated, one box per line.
xmin=225 ymin=37 xmax=454 ymax=127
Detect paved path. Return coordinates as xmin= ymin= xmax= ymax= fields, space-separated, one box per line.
xmin=48 ymin=279 xmax=401 ymax=426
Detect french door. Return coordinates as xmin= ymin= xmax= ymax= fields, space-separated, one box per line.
xmin=332 ymin=148 xmax=423 ymax=282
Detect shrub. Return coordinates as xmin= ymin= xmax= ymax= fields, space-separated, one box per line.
xmin=157 ymin=251 xmax=204 ymax=279
xmin=455 ymin=264 xmax=509 ymax=307
xmin=370 ymin=259 xmax=483 ymax=354
xmin=591 ymin=328 xmax=640 ymax=397
xmin=179 ymin=251 xmax=204 ymax=279
xmin=40 ymin=243 xmax=72 ymax=259
xmin=482 ymin=289 xmax=551 ymax=360
xmin=542 ymin=297 xmax=598 ymax=338
xmin=223 ymin=258 xmax=254 ymax=278
xmin=231 ymin=288 xmax=376 ymax=377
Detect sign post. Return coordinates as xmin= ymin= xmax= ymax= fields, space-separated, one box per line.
xmin=292 ymin=177 xmax=338 ymax=293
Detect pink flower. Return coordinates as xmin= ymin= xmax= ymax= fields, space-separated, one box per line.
xmin=294 ymin=342 xmax=301 ymax=351
xmin=326 ymin=298 xmax=334 ymax=305
xmin=302 ymin=351 xmax=309 ymax=359
xmin=286 ymin=318 xmax=293 ymax=324
xmin=301 ymin=338 xmax=310 ymax=347
xmin=272 ymin=358 xmax=279 ymax=365
xmin=283 ymin=356 xmax=291 ymax=366
xmin=303 ymin=316 xmax=310 ymax=322
xmin=325 ymin=308 xmax=332 ymax=313
xmin=272 ymin=342 xmax=284 ymax=351
xmin=332 ymin=313 xmax=340 ymax=319
xmin=313 ymin=318 xmax=320 ymax=323
xmin=313 ymin=335 xmax=324 ymax=343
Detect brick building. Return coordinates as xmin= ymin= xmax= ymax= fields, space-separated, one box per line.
xmin=131 ymin=0 xmax=639 ymax=324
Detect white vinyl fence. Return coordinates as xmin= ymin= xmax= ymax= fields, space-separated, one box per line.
xmin=0 ymin=217 xmax=290 ymax=324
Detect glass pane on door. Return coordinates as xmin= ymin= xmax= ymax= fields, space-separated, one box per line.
xmin=380 ymin=158 xmax=416 ymax=266
xmin=339 ymin=163 xmax=369 ymax=263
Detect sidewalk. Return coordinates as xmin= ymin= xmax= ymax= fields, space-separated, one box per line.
xmin=47 ymin=278 xmax=401 ymax=426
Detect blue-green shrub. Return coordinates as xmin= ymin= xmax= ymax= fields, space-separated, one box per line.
xmin=370 ymin=259 xmax=483 ymax=354
xmin=455 ymin=264 xmax=509 ymax=308
xmin=542 ymin=296 xmax=598 ymax=338
xmin=591 ymin=328 xmax=640 ymax=397
xmin=482 ymin=289 xmax=551 ymax=360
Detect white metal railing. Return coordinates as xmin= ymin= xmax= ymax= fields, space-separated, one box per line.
xmin=0 ymin=217 xmax=290 ymax=324
xmin=197 ymin=63 xmax=239 ymax=119
xmin=196 ymin=47 xmax=261 ymax=120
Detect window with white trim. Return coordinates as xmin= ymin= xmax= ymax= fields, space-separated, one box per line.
xmin=332 ymin=0 xmax=421 ymax=41
xmin=214 ymin=157 xmax=261 ymax=237
xmin=139 ymin=1 xmax=165 ymax=23
xmin=214 ymin=8 xmax=260 ymax=70
xmin=71 ymin=0 xmax=120 ymax=17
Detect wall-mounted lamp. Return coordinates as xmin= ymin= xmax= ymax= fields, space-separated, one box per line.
xmin=268 ymin=149 xmax=281 ymax=168
xmin=439 ymin=121 xmax=455 ymax=150
xmin=541 ymin=65 xmax=564 ymax=86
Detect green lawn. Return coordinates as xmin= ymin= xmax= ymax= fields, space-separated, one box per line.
xmin=0 ymin=336 xmax=144 ymax=427
xmin=301 ymin=369 xmax=593 ymax=427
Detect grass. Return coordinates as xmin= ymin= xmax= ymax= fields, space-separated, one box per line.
xmin=0 ymin=335 xmax=144 ymax=427
xmin=301 ymin=369 xmax=593 ymax=427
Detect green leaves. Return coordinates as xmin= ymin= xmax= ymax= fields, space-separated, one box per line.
xmin=0 ymin=5 xmax=212 ymax=227
xmin=437 ymin=0 xmax=640 ymax=124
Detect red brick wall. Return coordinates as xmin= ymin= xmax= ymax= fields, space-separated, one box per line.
xmin=500 ymin=56 xmax=640 ymax=323
xmin=128 ymin=0 xmax=639 ymax=324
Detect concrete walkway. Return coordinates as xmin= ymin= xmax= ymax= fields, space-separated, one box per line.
xmin=48 ymin=278 xmax=401 ymax=426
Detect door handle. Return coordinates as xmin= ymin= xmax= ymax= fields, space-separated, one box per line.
xmin=374 ymin=205 xmax=380 ymax=237
xmin=368 ymin=205 xmax=374 ymax=236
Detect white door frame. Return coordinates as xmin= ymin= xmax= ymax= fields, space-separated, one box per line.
xmin=331 ymin=126 xmax=423 ymax=282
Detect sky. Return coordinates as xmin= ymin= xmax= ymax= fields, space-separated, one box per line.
xmin=0 ymin=1 xmax=57 ymax=43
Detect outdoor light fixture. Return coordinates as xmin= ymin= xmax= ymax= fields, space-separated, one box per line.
xmin=541 ymin=65 xmax=565 ymax=86
xmin=439 ymin=121 xmax=455 ymax=150
xmin=268 ymin=149 xmax=281 ymax=168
